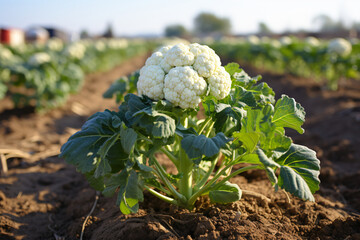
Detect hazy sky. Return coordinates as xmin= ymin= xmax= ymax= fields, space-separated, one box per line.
xmin=1 ymin=0 xmax=359 ymax=36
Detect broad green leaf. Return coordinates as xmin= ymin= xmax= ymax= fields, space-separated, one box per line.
xmin=256 ymin=148 xmax=280 ymax=168
xmin=232 ymin=86 xmax=257 ymax=107
xmin=202 ymin=95 xmax=217 ymax=116
xmin=272 ymin=95 xmax=305 ymax=134
xmin=242 ymin=109 xmax=262 ymax=133
xmin=60 ymin=110 xmax=122 ymax=173
xmin=103 ymin=169 xmax=129 ymax=197
xmin=94 ymin=133 xmax=119 ymax=178
xmin=103 ymin=77 xmax=128 ymax=99
xmin=85 ymin=172 xmax=105 ymax=191
xmin=122 ymin=170 xmax=144 ymax=213
xmin=235 ymin=153 xmax=261 ymax=165
xmin=105 ymin=169 xmax=144 ymax=214
xmin=152 ymin=114 xmax=176 ymax=139
xmin=181 ymin=133 xmax=231 ymax=161
xmin=214 ymin=106 xmax=245 ymax=134
xmin=275 ymin=144 xmax=320 ymax=201
xmin=224 ymin=62 xmax=242 ymax=77
xmin=120 ymin=125 xmax=137 ymax=154
xmin=120 ymin=200 xmax=131 ymax=215
xmin=209 ymin=181 xmax=242 ymax=203
xmin=269 ymin=132 xmax=292 ymax=152
xmin=249 ymin=82 xmax=275 ymax=104
xmin=233 ymin=132 xmax=260 ymax=153
xmin=264 ymin=166 xmax=277 ymax=185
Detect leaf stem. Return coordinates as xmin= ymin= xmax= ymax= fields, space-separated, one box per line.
xmin=194 ymin=155 xmax=219 ymax=190
xmin=188 ymin=164 xmax=258 ymax=206
xmin=160 ymin=147 xmax=179 ymax=168
xmin=211 ymin=165 xmax=259 ymax=190
xmin=197 ymin=117 xmax=212 ymax=135
xmin=204 ymin=121 xmax=215 ymax=138
xmin=144 ymin=186 xmax=178 ymax=205
xmin=151 ymin=156 xmax=186 ymax=202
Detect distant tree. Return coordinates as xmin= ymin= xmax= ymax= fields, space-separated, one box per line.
xmin=80 ymin=29 xmax=90 ymax=39
xmin=258 ymin=22 xmax=272 ymax=35
xmin=165 ymin=24 xmax=188 ymax=38
xmin=313 ymin=14 xmax=346 ymax=32
xmin=194 ymin=12 xmax=231 ymax=36
xmin=103 ymin=23 xmax=114 ymax=38
xmin=352 ymin=22 xmax=360 ymax=32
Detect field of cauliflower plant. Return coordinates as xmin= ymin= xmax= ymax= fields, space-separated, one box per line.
xmin=0 ymin=38 xmax=360 ymax=240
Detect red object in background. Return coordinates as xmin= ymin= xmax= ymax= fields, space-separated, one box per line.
xmin=1 ymin=29 xmax=11 ymax=44
xmin=0 ymin=28 xmax=25 ymax=45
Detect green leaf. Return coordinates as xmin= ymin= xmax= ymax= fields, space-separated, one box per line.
xmin=256 ymin=148 xmax=280 ymax=168
xmin=224 ymin=62 xmax=242 ymax=76
xmin=85 ymin=172 xmax=105 ymax=191
xmin=269 ymin=130 xmax=292 ymax=152
xmin=214 ymin=106 xmax=245 ymax=134
xmin=60 ymin=110 xmax=123 ymax=173
xmin=181 ymin=133 xmax=231 ymax=161
xmin=233 ymin=132 xmax=260 ymax=153
xmin=103 ymin=169 xmax=129 ymax=197
xmin=120 ymin=125 xmax=137 ymax=154
xmin=242 ymin=109 xmax=262 ymax=133
xmin=122 ymin=170 xmax=144 ymax=213
xmin=104 ymin=169 xmax=144 ymax=214
xmin=202 ymin=95 xmax=218 ymax=116
xmin=272 ymin=95 xmax=305 ymax=134
xmin=94 ymin=133 xmax=121 ymax=178
xmin=103 ymin=77 xmax=128 ymax=99
xmin=209 ymin=181 xmax=242 ymax=204
xmin=152 ymin=114 xmax=176 ymax=139
xmin=232 ymin=86 xmax=257 ymax=107
xmin=275 ymin=144 xmax=320 ymax=201
xmin=235 ymin=153 xmax=261 ymax=165
xmin=264 ymin=166 xmax=277 ymax=185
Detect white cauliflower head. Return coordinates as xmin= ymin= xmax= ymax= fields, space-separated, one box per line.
xmin=280 ymin=36 xmax=292 ymax=46
xmin=137 ymin=43 xmax=231 ymax=109
xmin=164 ymin=67 xmax=207 ymax=109
xmin=0 ymin=47 xmax=14 ymax=61
xmin=162 ymin=43 xmax=195 ymax=67
xmin=328 ymin=38 xmax=352 ymax=57
xmin=208 ymin=67 xmax=231 ymax=99
xmin=65 ymin=42 xmax=86 ymax=60
xmin=190 ymin=43 xmax=221 ymax=78
xmin=305 ymin=37 xmax=320 ymax=47
xmin=247 ymin=35 xmax=260 ymax=45
xmin=145 ymin=45 xmax=172 ymax=66
xmin=28 ymin=52 xmax=51 ymax=66
xmin=137 ymin=65 xmax=165 ymax=100
xmin=46 ymin=38 xmax=64 ymax=51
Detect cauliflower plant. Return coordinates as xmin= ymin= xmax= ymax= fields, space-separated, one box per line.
xmin=0 ymin=47 xmax=14 ymax=61
xmin=46 ymin=38 xmax=64 ymax=52
xmin=65 ymin=42 xmax=86 ymax=60
xmin=280 ymin=36 xmax=292 ymax=46
xmin=137 ymin=43 xmax=231 ymax=109
xmin=246 ymin=35 xmax=260 ymax=45
xmin=305 ymin=37 xmax=320 ymax=47
xmin=28 ymin=52 xmax=52 ymax=66
xmin=328 ymin=38 xmax=352 ymax=57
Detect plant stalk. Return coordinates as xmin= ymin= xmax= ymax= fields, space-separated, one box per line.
xmin=178 ymin=116 xmax=193 ymax=202
xmin=151 ymin=157 xmax=185 ymax=202
xmin=160 ymin=147 xmax=179 ymax=168
xmin=145 ymin=186 xmax=178 ymax=205
xmin=188 ymin=164 xmax=258 ymax=206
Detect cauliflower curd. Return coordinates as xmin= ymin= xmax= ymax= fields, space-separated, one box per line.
xmin=137 ymin=43 xmax=231 ymax=109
